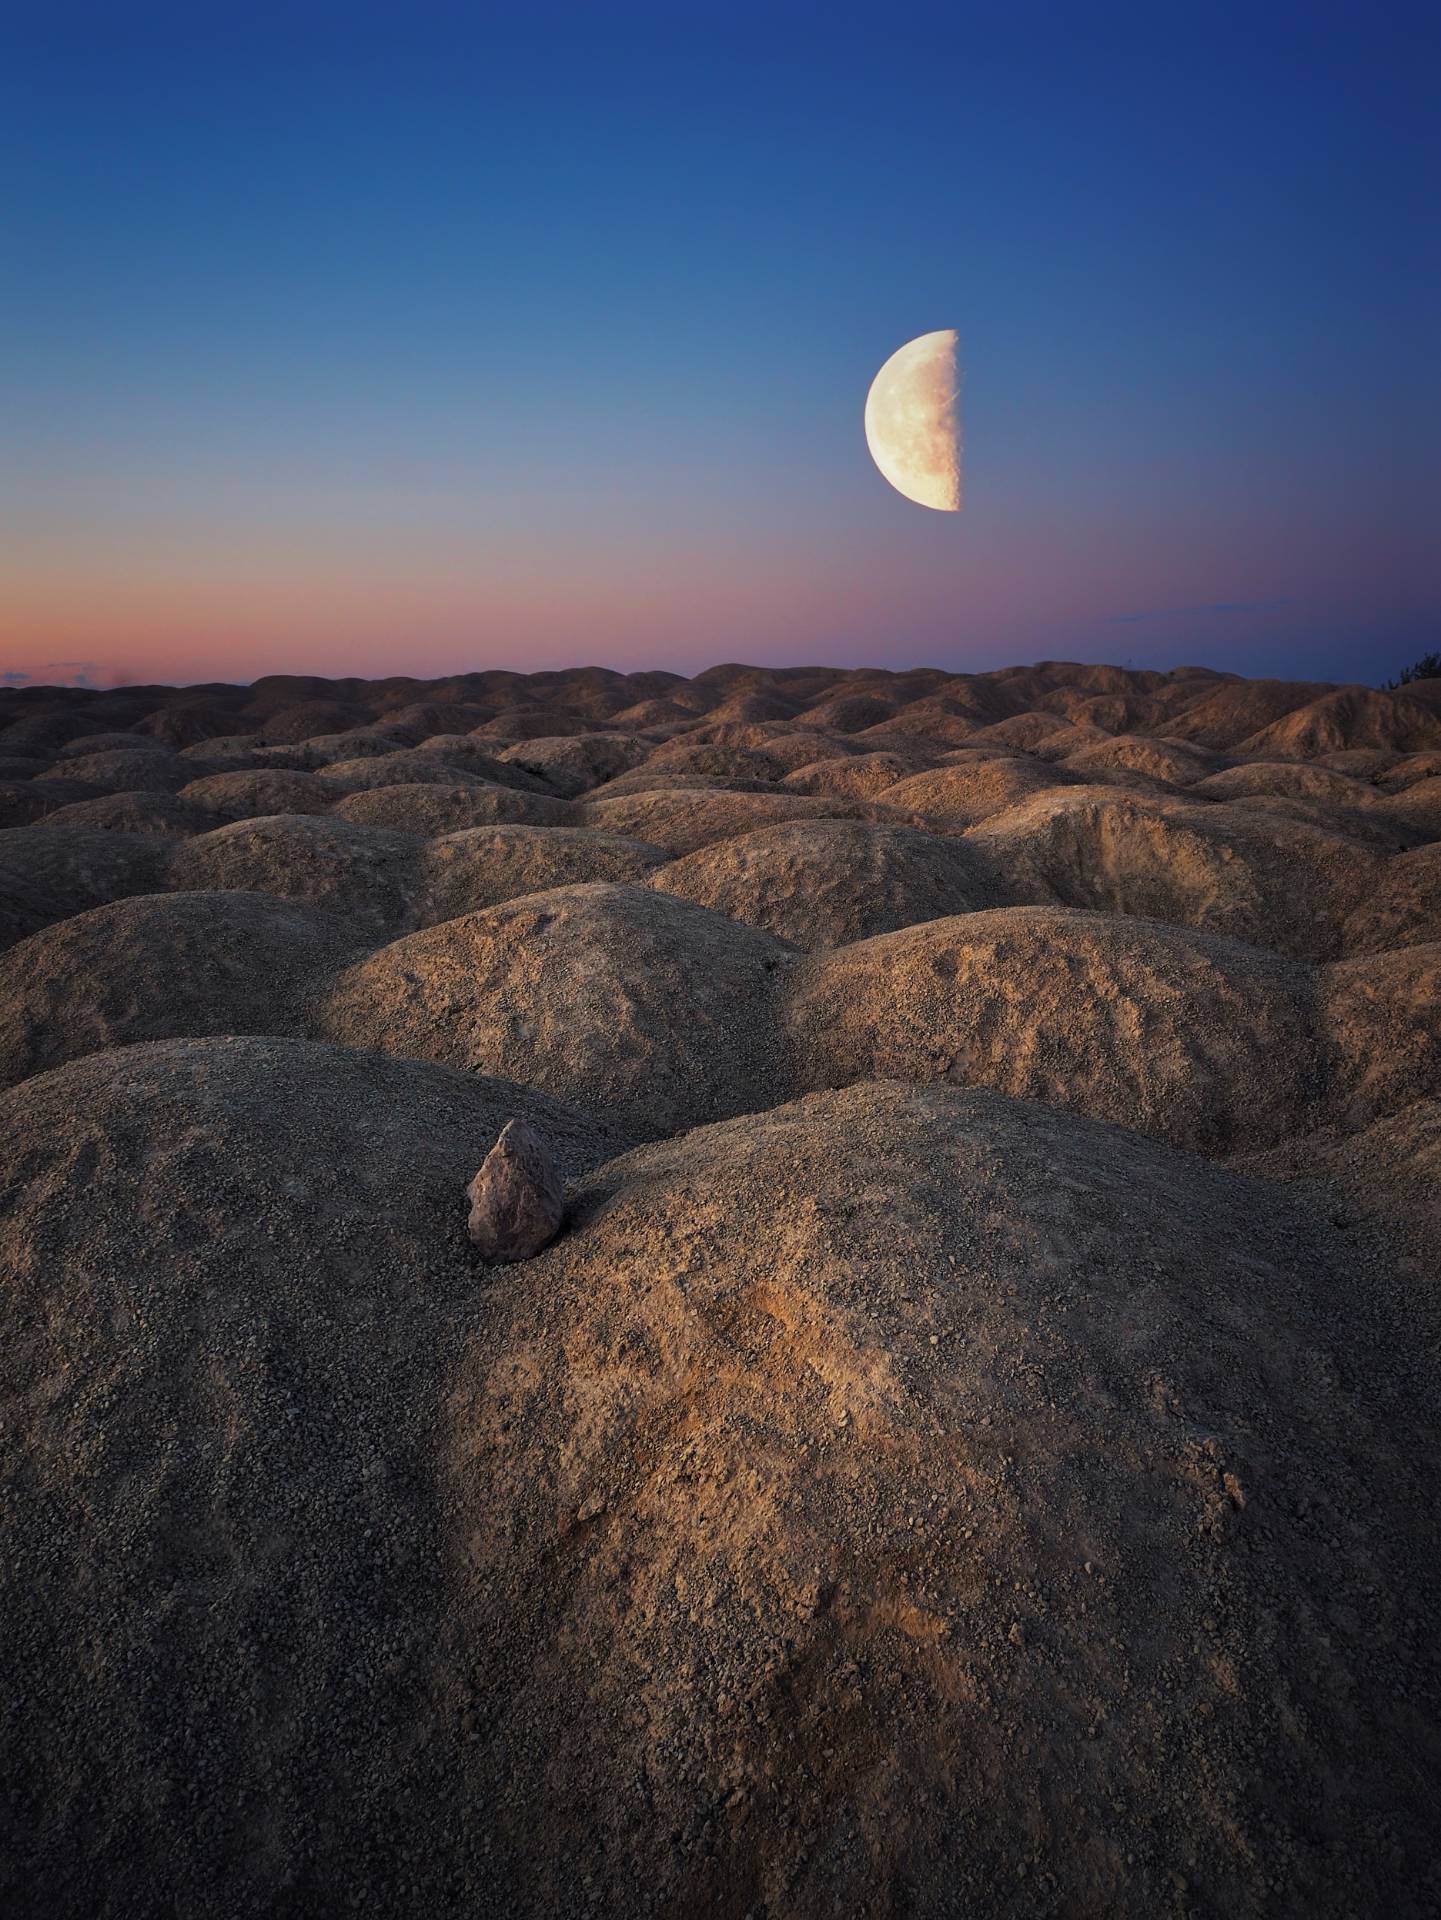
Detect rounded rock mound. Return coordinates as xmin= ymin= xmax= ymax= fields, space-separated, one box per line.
xmin=441 ymin=1081 xmax=1440 ymax=1918
xmin=0 ymin=826 xmax=172 ymax=929
xmin=39 ymin=746 xmax=187 ymax=795
xmin=1322 ymin=943 xmax=1441 ymax=1129
xmin=782 ymin=905 xmax=1318 ymax=1153
xmin=319 ymin=881 xmax=793 ymax=1138
xmin=167 ymin=815 xmax=423 ymax=933
xmin=177 ymin=767 xmax=338 ymax=819
xmin=580 ymin=787 xmax=856 ymax=856
xmin=37 ymin=789 xmax=217 ymax=837
xmin=881 ymin=755 xmax=1077 ymax=824
xmin=330 ymin=781 xmax=574 ymax=833
xmin=0 ymin=891 xmax=362 ymax=1088
xmin=411 ymin=826 xmax=668 ymax=928
xmin=1340 ymin=844 xmax=1441 ymax=956
xmin=650 ymin=818 xmax=1000 ymax=950
xmin=966 ymin=787 xmax=1382 ymax=962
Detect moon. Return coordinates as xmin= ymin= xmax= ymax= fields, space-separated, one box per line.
xmin=864 ymin=329 xmax=962 ymax=511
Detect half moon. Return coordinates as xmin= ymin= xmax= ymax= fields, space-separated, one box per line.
xmin=864 ymin=329 xmax=961 ymax=511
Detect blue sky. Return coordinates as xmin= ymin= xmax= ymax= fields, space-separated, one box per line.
xmin=2 ymin=1 xmax=1435 ymax=686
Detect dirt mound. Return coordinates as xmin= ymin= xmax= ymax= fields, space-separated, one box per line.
xmin=782 ymin=749 xmax=931 ymax=802
xmin=258 ymin=698 xmax=370 ymax=743
xmin=442 ymin=1081 xmax=1439 ymax=1918
xmin=0 ymin=1031 xmax=621 ymax=1920
xmin=330 ymin=781 xmax=574 ymax=833
xmin=630 ymin=740 xmax=789 ymax=784
xmin=1194 ymin=760 xmax=1390 ymax=808
xmin=1163 ymin=678 xmax=1336 ymax=748
xmin=317 ymin=748 xmax=543 ymax=796
xmin=52 ymin=731 xmax=152 ymax=760
xmin=609 ymin=696 xmax=699 ymax=727
xmin=472 ymin=705 xmax=593 ymax=740
xmin=0 ymin=777 xmax=102 ymax=827
xmin=580 ymin=788 xmax=856 ymax=856
xmin=798 ymin=690 xmax=899 ymax=730
xmin=167 ymin=816 xmax=423 ymax=932
xmin=967 ymin=786 xmax=1381 ymax=961
xmin=0 ymin=892 xmax=362 ymax=1089
xmin=1341 ymin=844 xmax=1441 ymax=955
xmin=1061 ymin=733 xmax=1220 ymax=786
xmin=0 ymin=827 xmax=171 ymax=930
xmin=37 ymin=790 xmax=217 ymax=837
xmin=783 ymin=906 xmax=1317 ymax=1152
xmin=176 ymin=767 xmax=338 ymax=818
xmin=1238 ymin=686 xmax=1441 ymax=759
xmin=1381 ymin=775 xmax=1441 ymax=840
xmin=39 ymin=746 xmax=187 ymax=794
xmin=411 ymin=826 xmax=668 ymax=927
xmin=320 ymin=883 xmax=791 ymax=1138
xmin=0 ymin=753 xmax=48 ymax=781
xmin=495 ymin=733 xmax=652 ymax=796
xmin=1322 ymin=943 xmax=1441 ymax=1128
xmin=679 ymin=725 xmax=855 ymax=773
xmin=1376 ymin=751 xmax=1441 ymax=792
xmin=0 ymin=871 xmax=71 ymax=953
xmin=882 ymin=756 xmax=1077 ymax=824
xmin=967 ymin=710 xmax=1073 ymax=750
xmin=651 ymin=819 xmax=999 ymax=950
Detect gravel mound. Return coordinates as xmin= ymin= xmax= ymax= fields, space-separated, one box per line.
xmin=782 ymin=749 xmax=931 ymax=801
xmin=177 ymin=767 xmax=338 ymax=818
xmin=881 ymin=755 xmax=1077 ymax=823
xmin=412 ymin=826 xmax=668 ymax=927
xmin=330 ymin=781 xmax=575 ymax=832
xmin=167 ymin=816 xmax=423 ymax=933
xmin=967 ymin=787 xmax=1382 ymax=961
xmin=1060 ymin=733 xmax=1221 ymax=785
xmin=1322 ymin=943 xmax=1441 ymax=1129
xmin=580 ymin=788 xmax=856 ymax=856
xmin=783 ymin=906 xmax=1318 ymax=1152
xmin=316 ymin=746 xmax=548 ymax=795
xmin=39 ymin=746 xmax=186 ymax=794
xmin=320 ymin=882 xmax=792 ymax=1137
xmin=1340 ymin=844 xmax=1441 ymax=955
xmin=650 ymin=819 xmax=999 ymax=950
xmin=496 ymin=732 xmax=653 ymax=796
xmin=1238 ymin=686 xmax=1441 ymax=759
xmin=441 ymin=1082 xmax=1441 ymax=1918
xmin=0 ymin=827 xmax=172 ymax=931
xmin=36 ymin=790 xmax=217 ymax=837
xmin=0 ymin=892 xmax=362 ymax=1088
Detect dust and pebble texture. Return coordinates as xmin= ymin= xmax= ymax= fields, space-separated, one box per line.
xmin=1340 ymin=842 xmax=1441 ymax=955
xmin=0 ymin=890 xmax=367 ymax=1088
xmin=446 ymin=1084 xmax=1441 ymax=1920
xmin=331 ymin=780 xmax=576 ymax=832
xmin=964 ymin=786 xmax=1383 ymax=962
xmin=649 ymin=819 xmax=1002 ymax=951
xmin=783 ymin=906 xmax=1321 ymax=1154
xmin=319 ymin=882 xmax=796 ymax=1139
xmin=411 ymin=825 xmax=667 ymax=928
xmin=167 ymin=814 xmax=425 ymax=934
xmin=177 ymin=766 xmax=339 ymax=819
xmin=3 ymin=660 xmax=1441 ymax=1919
xmin=580 ymin=787 xmax=861 ymax=855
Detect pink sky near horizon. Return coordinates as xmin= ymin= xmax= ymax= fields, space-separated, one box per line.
xmin=3 ymin=494 xmax=1422 ymax=691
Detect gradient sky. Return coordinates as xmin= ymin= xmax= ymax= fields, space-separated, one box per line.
xmin=2 ymin=1 xmax=1436 ymax=689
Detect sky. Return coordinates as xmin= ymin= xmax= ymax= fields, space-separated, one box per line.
xmin=2 ymin=0 xmax=1436 ymax=690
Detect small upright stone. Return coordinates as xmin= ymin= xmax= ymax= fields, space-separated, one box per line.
xmin=466 ymin=1119 xmax=564 ymax=1262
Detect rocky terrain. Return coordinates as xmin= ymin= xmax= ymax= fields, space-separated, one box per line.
xmin=2 ymin=659 xmax=1439 ymax=1918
